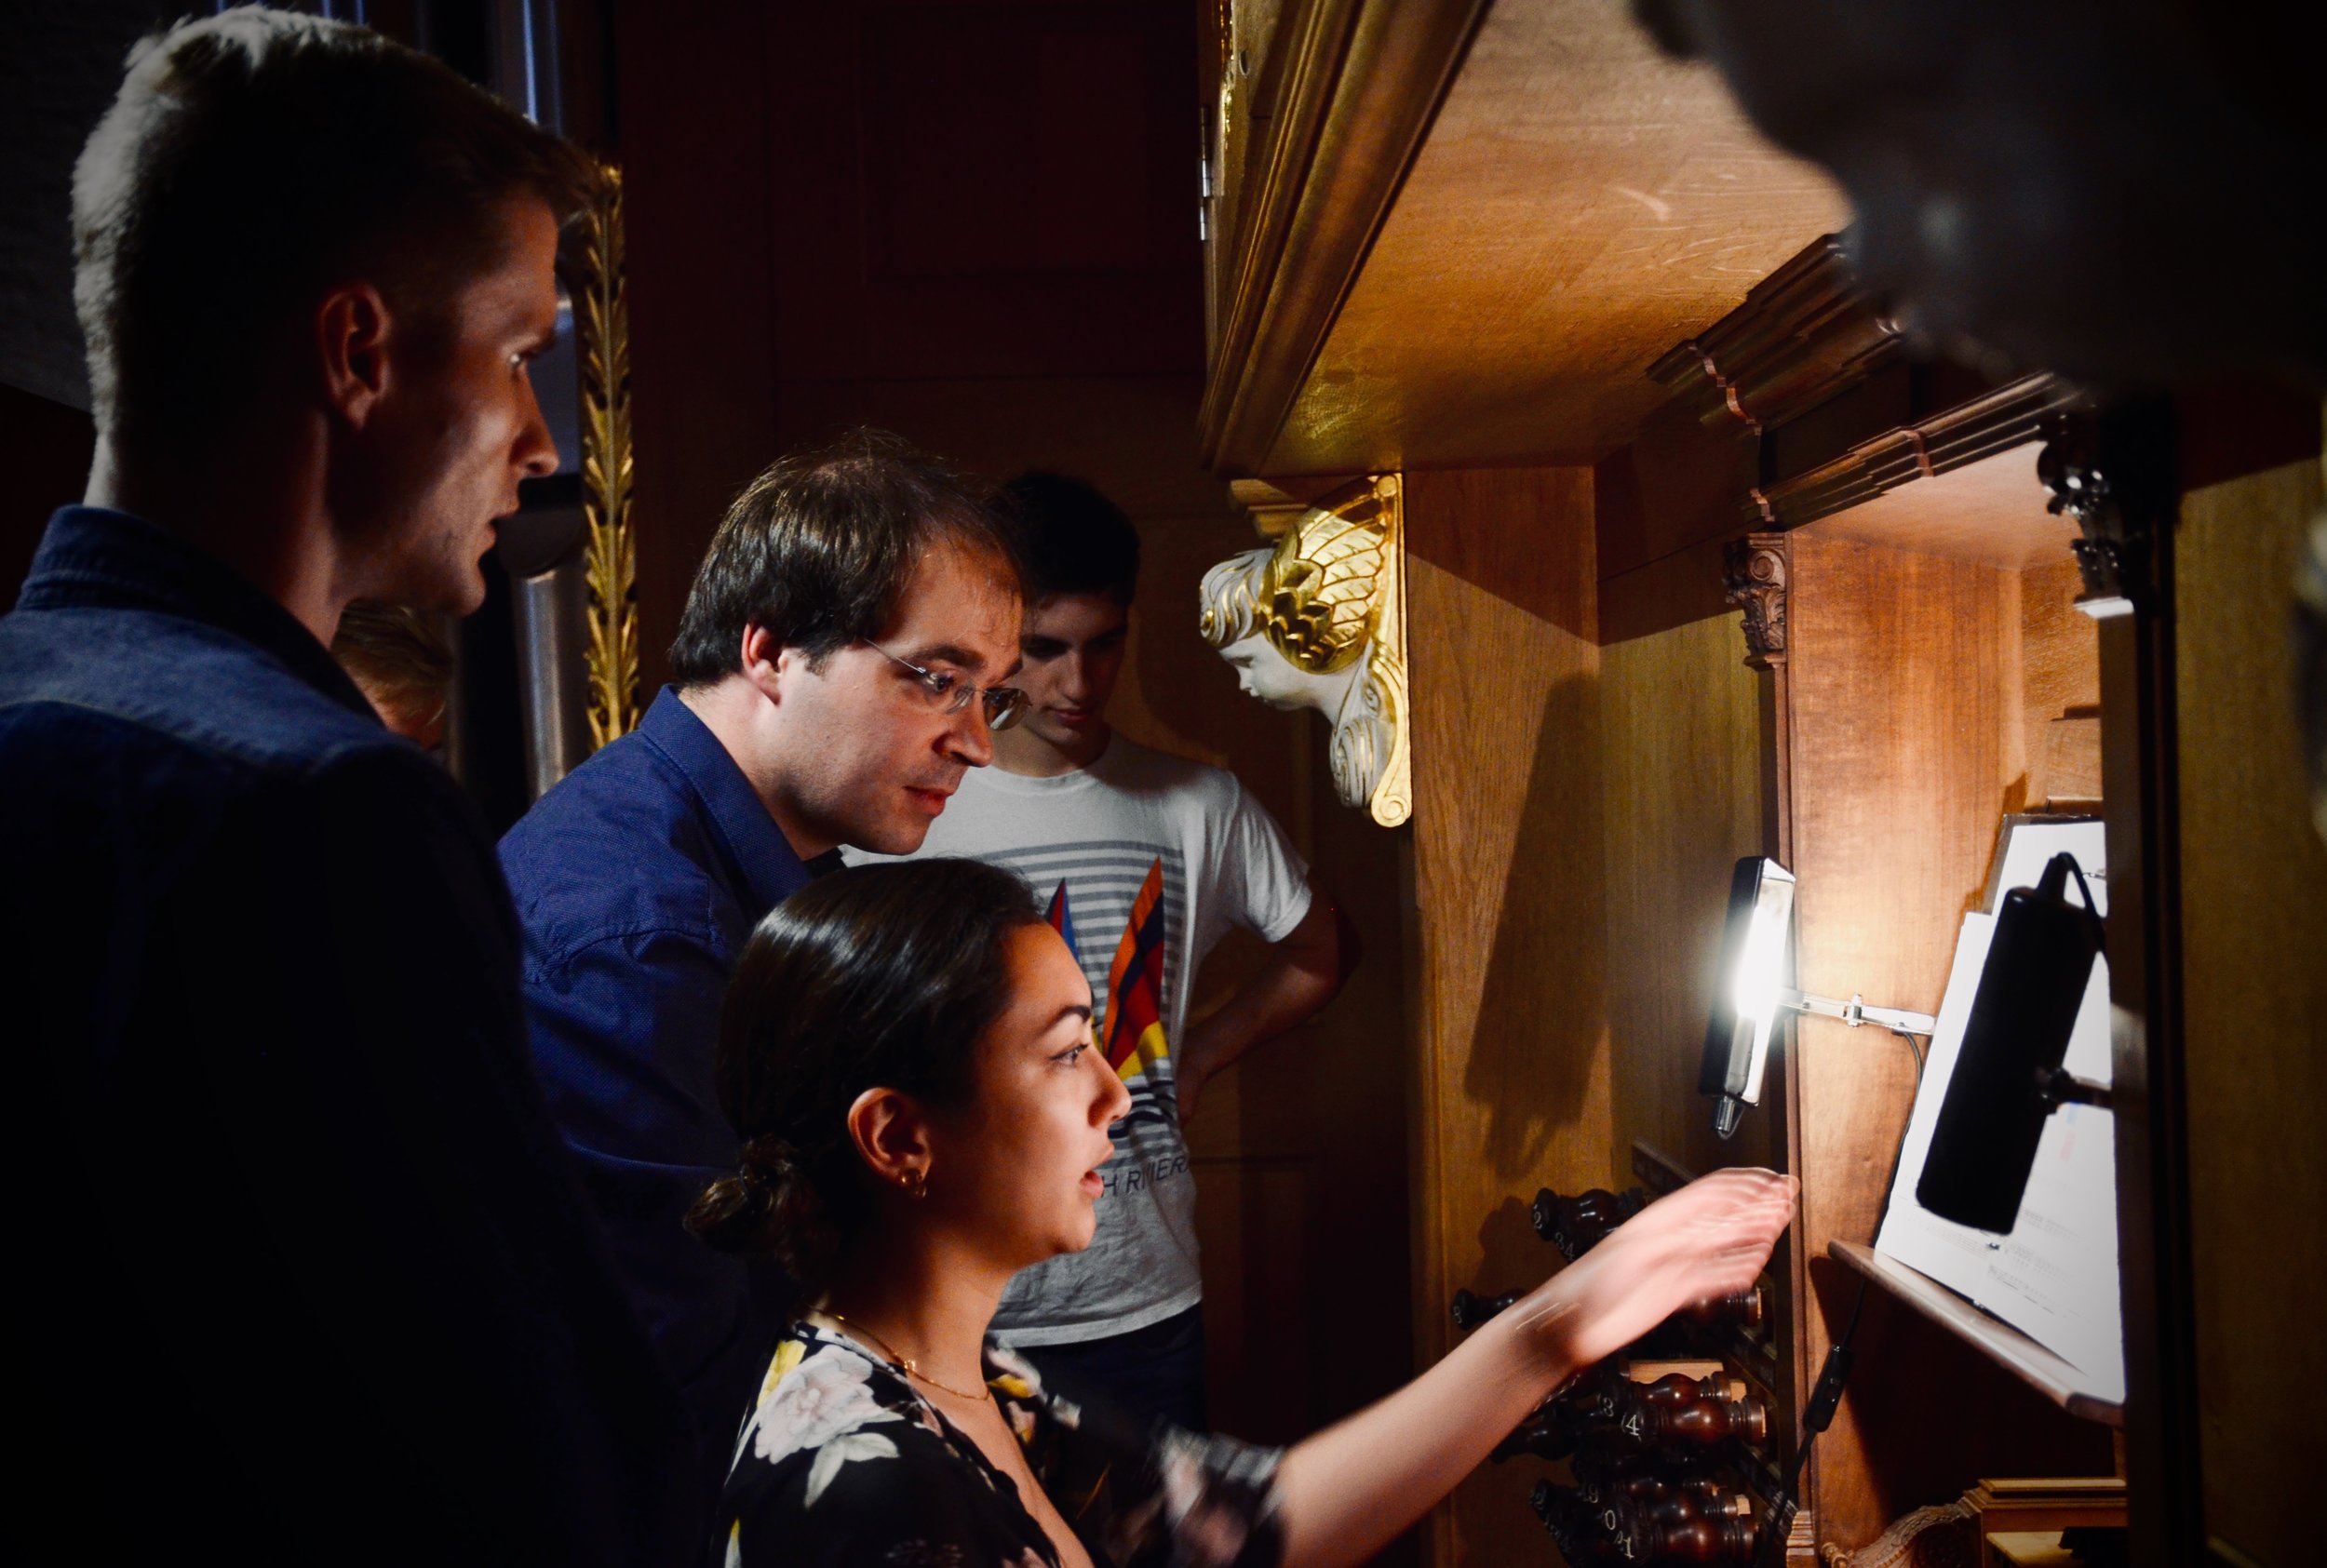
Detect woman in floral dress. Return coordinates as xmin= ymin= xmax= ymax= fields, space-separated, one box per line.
xmin=688 ymin=860 xmax=1796 ymax=1568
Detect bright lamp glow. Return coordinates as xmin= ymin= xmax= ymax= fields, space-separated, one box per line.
xmin=1731 ymin=882 xmax=1793 ymax=1102
xmin=1700 ymin=857 xmax=1936 ymax=1139
xmin=1700 ymin=858 xmax=1796 ymax=1137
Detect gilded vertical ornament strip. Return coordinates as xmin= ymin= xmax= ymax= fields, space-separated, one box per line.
xmin=578 ymin=163 xmax=639 ymax=749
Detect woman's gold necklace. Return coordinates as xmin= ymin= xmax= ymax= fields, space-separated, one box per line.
xmin=817 ymin=1309 xmax=991 ymax=1403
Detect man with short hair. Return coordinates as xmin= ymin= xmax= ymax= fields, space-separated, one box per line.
xmin=500 ymin=430 xmax=1026 ymax=1496
xmin=878 ymin=472 xmax=1359 ymax=1430
xmin=0 ymin=11 xmax=694 ymax=1562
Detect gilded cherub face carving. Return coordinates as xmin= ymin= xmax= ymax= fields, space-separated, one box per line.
xmin=1199 ymin=476 xmax=1411 ymax=825
xmin=1217 ymin=631 xmax=1350 ymax=714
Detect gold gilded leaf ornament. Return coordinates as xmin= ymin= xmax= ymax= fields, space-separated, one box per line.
xmin=577 ymin=163 xmax=639 ymax=750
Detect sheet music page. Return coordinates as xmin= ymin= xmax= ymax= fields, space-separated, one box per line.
xmin=1989 ymin=819 xmax=2107 ymax=922
xmin=1874 ymin=878 xmax=2124 ymax=1401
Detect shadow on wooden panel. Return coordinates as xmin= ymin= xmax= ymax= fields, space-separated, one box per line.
xmin=1408 ymin=546 xmax=1611 ymax=1567
xmin=1600 ymin=612 xmax=1772 ymax=1183
xmin=1461 ymin=668 xmax=1609 ymax=1186
xmin=1406 ymin=467 xmax=1595 ymax=639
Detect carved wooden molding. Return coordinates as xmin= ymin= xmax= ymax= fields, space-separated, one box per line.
xmin=1229 ymin=475 xmax=1358 ymax=539
xmin=1647 ymin=235 xmax=1903 ymax=435
xmin=1198 ymin=0 xmax=1491 ymax=476
xmin=1724 ymin=532 xmax=1791 ymax=669
xmin=1747 ymin=372 xmax=2078 ymax=529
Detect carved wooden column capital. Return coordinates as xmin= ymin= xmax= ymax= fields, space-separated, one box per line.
xmin=2038 ymin=407 xmax=2172 ymax=621
xmin=1724 ymin=532 xmax=1791 ymax=669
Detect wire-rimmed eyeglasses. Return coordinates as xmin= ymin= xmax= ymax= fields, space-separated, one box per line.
xmin=863 ymin=640 xmax=1029 ymax=732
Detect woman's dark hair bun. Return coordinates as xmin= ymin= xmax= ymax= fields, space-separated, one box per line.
xmin=684 ymin=1171 xmax=777 ymax=1256
xmin=688 ymin=1133 xmax=852 ymax=1278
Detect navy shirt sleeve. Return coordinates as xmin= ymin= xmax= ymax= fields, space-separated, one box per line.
xmin=524 ymin=918 xmax=785 ymax=1436
xmin=499 ymin=690 xmax=823 ymax=1504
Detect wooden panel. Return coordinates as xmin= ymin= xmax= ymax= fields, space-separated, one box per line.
xmin=1263 ymin=0 xmax=1845 ymax=476
xmin=1787 ymin=531 xmax=2015 ymax=1026
xmin=1600 ymin=610 xmax=1769 ymax=1182
xmin=1192 ymin=1157 xmax=1317 ymax=1446
xmin=1784 ymin=529 xmax=2114 ymax=1548
xmin=1131 ymin=508 xmax=1416 ymax=1487
xmin=770 ymin=5 xmax=1203 ymax=388
xmin=1597 ymin=530 xmax=1736 ymax=645
xmin=1788 ymin=530 xmax=2004 ymax=1551
xmin=1809 ymin=444 xmax=2079 ymax=574
xmin=862 ymin=7 xmax=1190 ymax=282
xmin=2016 ymin=555 xmax=2101 ymax=814
xmin=1408 ymin=466 xmax=1594 ymax=636
xmin=774 ymin=375 xmax=1233 ymax=521
xmin=1600 ymin=603 xmax=1811 ymax=1558
xmin=2175 ymin=454 xmax=2327 ymax=1568
xmin=1406 ymin=466 xmax=1608 ymax=1566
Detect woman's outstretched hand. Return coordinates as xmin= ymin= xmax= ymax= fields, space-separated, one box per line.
xmin=1503 ymin=1167 xmax=1798 ymax=1378
xmin=1271 ymin=1166 xmax=1796 ymax=1568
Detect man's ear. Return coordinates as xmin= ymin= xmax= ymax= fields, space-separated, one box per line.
xmin=316 ymin=283 xmax=392 ymax=428
xmin=740 ymin=624 xmax=790 ymax=703
xmin=845 ymin=1086 xmax=935 ymax=1197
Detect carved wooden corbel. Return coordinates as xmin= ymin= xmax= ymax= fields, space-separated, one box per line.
xmin=1723 ymin=532 xmax=1791 ymax=670
xmin=2038 ymin=407 xmax=2172 ymax=621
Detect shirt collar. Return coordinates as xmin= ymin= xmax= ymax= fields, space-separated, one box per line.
xmin=637 ymin=686 xmax=822 ymax=910
xmin=15 ymin=505 xmax=376 ymax=721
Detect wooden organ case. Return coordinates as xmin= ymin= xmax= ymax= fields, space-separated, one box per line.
xmin=1198 ymin=2 xmax=2327 ymax=1565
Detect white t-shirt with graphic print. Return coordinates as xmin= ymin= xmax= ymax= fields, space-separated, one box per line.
xmin=855 ymin=734 xmax=1311 ymax=1346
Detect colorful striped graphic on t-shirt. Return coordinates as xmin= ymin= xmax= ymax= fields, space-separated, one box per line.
xmin=1098 ymin=857 xmax=1168 ymax=1082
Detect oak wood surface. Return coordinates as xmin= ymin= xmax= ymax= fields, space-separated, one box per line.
xmin=1259 ymin=0 xmax=1845 ymax=476
xmin=2173 ymin=454 xmax=2327 ymax=1568
xmin=1600 ymin=610 xmax=1769 ymax=1185
xmin=1783 ymin=528 xmax=2115 ymax=1548
xmin=1598 ymin=608 xmax=1817 ymax=1532
xmin=1199 ymin=0 xmax=1493 ymax=474
xmin=1406 ymin=466 xmax=1609 ymax=1567
xmin=1806 ymin=445 xmax=2081 ymax=575
xmin=2017 ymin=556 xmax=2102 ymax=814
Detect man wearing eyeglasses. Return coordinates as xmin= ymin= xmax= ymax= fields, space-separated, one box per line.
xmin=498 ymin=429 xmax=1026 ymax=1504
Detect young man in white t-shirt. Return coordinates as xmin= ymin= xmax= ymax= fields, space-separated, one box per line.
xmin=875 ymin=472 xmax=1358 ymax=1429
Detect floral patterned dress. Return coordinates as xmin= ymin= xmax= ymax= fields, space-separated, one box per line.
xmin=713 ymin=1322 xmax=1284 ymax=1568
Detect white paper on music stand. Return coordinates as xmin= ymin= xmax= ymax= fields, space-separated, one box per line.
xmin=1874 ymin=911 xmax=2125 ymax=1404
xmin=1988 ymin=818 xmax=2107 ymax=922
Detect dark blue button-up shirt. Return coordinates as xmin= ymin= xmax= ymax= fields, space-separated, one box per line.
xmin=501 ymin=686 xmax=827 ymax=1497
xmin=0 ymin=507 xmax=697 ymax=1563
